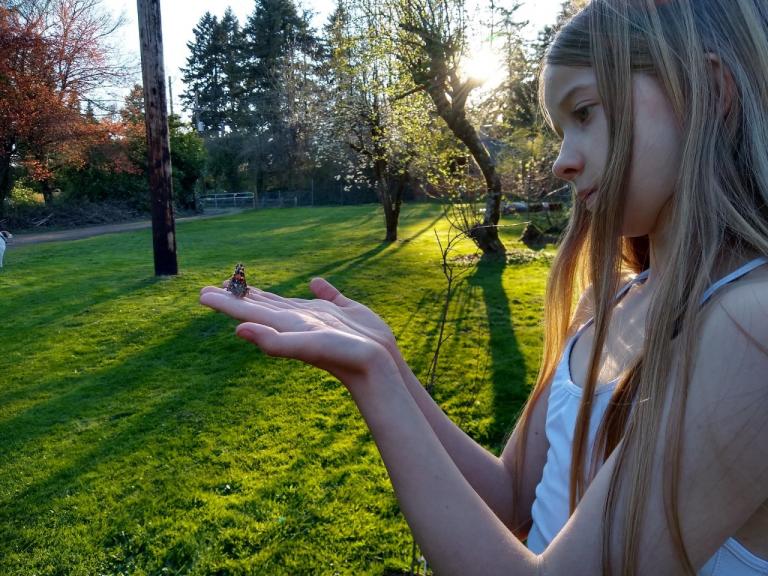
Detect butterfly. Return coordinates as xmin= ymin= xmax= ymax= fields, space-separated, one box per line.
xmin=227 ymin=263 xmax=248 ymax=298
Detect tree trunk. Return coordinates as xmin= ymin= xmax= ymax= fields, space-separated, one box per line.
xmin=370 ymin=95 xmax=402 ymax=242
xmin=138 ymin=0 xmax=178 ymax=276
xmin=426 ymin=85 xmax=506 ymax=256
xmin=380 ymin=173 xmax=405 ymax=242
xmin=374 ymin=156 xmax=399 ymax=242
xmin=41 ymin=179 xmax=54 ymax=205
xmin=0 ymin=140 xmax=13 ymax=218
xmin=380 ymin=182 xmax=399 ymax=242
xmin=472 ymin=173 xmax=506 ymax=255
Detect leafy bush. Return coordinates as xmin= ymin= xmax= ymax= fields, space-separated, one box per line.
xmin=8 ymin=180 xmax=43 ymax=206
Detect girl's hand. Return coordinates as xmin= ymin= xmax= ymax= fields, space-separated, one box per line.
xmin=293 ymin=277 xmax=398 ymax=351
xmin=199 ymin=278 xmax=395 ymax=382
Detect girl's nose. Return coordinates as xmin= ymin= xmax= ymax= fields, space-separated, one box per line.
xmin=552 ymin=143 xmax=584 ymax=181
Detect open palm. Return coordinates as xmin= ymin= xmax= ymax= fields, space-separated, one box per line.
xmin=199 ymin=278 xmax=396 ymax=381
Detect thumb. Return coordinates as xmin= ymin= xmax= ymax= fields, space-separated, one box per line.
xmin=309 ymin=277 xmax=353 ymax=307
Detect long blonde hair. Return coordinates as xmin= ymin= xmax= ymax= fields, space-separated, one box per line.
xmin=512 ymin=1 xmax=768 ymax=573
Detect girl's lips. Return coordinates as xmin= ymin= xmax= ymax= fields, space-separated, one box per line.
xmin=579 ymin=187 xmax=596 ymax=202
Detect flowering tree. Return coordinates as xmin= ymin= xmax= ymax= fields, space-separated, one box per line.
xmin=0 ymin=0 xmax=128 ymax=213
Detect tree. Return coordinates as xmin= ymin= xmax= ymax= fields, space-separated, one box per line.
xmin=322 ymin=0 xmax=439 ymax=241
xmin=392 ymin=0 xmax=507 ymax=255
xmin=56 ymin=85 xmax=205 ymax=211
xmin=168 ymin=115 xmax=206 ymax=211
xmin=0 ymin=0 xmax=127 ymax=213
xmin=236 ymin=0 xmax=319 ymax=193
xmin=460 ymin=1 xmax=562 ymax=215
xmin=181 ymin=8 xmax=249 ymax=135
xmin=181 ymin=12 xmax=229 ymax=134
xmin=181 ymin=2 xmax=322 ymax=197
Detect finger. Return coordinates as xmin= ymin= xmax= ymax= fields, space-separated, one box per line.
xmin=309 ymin=277 xmax=353 ymax=307
xmin=203 ymin=285 xmax=287 ymax=310
xmin=200 ymin=291 xmax=296 ymax=330
xmin=255 ymin=290 xmax=311 ymax=306
xmin=201 ymin=285 xmax=228 ymax=296
xmin=243 ymin=294 xmax=285 ymax=312
xmin=236 ymin=322 xmax=318 ymax=362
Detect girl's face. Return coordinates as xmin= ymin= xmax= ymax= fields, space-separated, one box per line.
xmin=543 ymin=65 xmax=683 ymax=237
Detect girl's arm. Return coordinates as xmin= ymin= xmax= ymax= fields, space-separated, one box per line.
xmin=361 ymin=282 xmax=768 ymax=574
xmin=307 ymin=279 xmax=551 ymax=537
xmin=201 ymin=279 xmax=768 ymax=574
xmin=387 ymin=345 xmax=551 ymax=538
xmin=204 ymin=279 xmax=549 ymax=535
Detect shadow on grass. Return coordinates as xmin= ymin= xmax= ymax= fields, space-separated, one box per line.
xmin=0 ymin=313 xmax=296 ymax=574
xmin=2 ymin=267 xmax=162 ymax=332
xmin=255 ymin=209 xmax=444 ymax=298
xmin=0 ymin=313 xmax=241 ymax=465
xmin=0 ymin=306 xmax=390 ymax=573
xmin=0 ymin=276 xmax=191 ymax=412
xmin=466 ymin=257 xmax=530 ymax=450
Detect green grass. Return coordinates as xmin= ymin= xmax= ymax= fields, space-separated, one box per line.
xmin=0 ymin=203 xmax=554 ymax=575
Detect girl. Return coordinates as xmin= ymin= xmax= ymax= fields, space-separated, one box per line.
xmin=200 ymin=0 xmax=768 ymax=573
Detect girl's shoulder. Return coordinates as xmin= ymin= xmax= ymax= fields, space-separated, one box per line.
xmin=700 ymin=261 xmax=768 ymax=324
xmin=696 ymin=258 xmax=768 ymax=352
xmin=688 ymin=264 xmax=768 ymax=433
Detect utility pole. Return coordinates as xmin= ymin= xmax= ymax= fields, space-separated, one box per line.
xmin=168 ymin=75 xmax=174 ymax=117
xmin=137 ymin=0 xmax=178 ymax=276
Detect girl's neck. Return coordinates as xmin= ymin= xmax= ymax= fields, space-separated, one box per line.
xmin=645 ymin=199 xmax=675 ymax=286
xmin=645 ymin=200 xmax=763 ymax=287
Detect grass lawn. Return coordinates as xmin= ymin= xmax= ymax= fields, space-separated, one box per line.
xmin=0 ymin=203 xmax=555 ymax=575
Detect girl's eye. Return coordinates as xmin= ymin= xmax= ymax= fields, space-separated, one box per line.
xmin=573 ymin=105 xmax=593 ymax=124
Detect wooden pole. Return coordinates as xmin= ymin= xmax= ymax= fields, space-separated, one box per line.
xmin=137 ymin=0 xmax=178 ymax=276
xmin=168 ymin=75 xmax=174 ymax=117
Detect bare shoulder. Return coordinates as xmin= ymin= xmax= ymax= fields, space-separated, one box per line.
xmin=686 ymin=267 xmax=768 ymax=479
xmin=570 ymin=284 xmax=595 ymax=332
xmin=571 ymin=270 xmax=643 ymax=330
xmin=699 ymin=266 xmax=768 ymax=359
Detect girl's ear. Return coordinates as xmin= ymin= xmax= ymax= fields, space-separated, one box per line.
xmin=705 ymin=53 xmax=736 ymax=115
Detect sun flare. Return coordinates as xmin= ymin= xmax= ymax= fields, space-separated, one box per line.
xmin=461 ymin=44 xmax=506 ymax=89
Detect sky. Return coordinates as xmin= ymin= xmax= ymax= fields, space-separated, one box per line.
xmin=101 ymin=0 xmax=564 ymax=116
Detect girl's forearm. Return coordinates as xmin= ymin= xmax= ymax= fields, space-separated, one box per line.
xmin=386 ymin=345 xmax=519 ymax=529
xmin=346 ymin=353 xmax=539 ymax=576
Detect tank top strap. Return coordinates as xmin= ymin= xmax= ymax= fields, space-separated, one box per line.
xmin=571 ymin=269 xmax=651 ymax=339
xmin=700 ymin=256 xmax=768 ymax=305
xmin=618 ymin=268 xmax=651 ymax=299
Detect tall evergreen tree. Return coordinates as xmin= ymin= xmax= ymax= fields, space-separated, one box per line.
xmin=240 ymin=0 xmax=319 ymax=190
xmin=181 ymin=12 xmax=231 ymax=134
xmin=218 ymin=8 xmax=247 ymax=130
xmin=242 ymin=0 xmax=314 ymax=100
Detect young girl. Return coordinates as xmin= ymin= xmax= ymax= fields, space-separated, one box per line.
xmin=200 ymin=0 xmax=768 ymax=573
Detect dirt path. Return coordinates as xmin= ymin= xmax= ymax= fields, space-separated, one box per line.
xmin=11 ymin=209 xmax=244 ymax=247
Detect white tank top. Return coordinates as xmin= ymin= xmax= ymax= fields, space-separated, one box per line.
xmin=527 ymin=257 xmax=768 ymax=575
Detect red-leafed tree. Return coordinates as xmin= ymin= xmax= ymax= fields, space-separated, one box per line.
xmin=0 ymin=0 xmax=128 ymax=214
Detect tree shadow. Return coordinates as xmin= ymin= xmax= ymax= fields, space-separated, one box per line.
xmin=0 ymin=312 xmax=309 ymax=564
xmin=465 ymin=257 xmax=530 ymax=450
xmin=0 ymin=305 xmax=402 ymax=573
xmin=251 ymin=210 xmax=445 ymax=298
xmin=0 ymin=313 xmax=240 ymax=463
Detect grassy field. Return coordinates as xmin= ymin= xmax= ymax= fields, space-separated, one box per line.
xmin=0 ymin=203 xmax=554 ymax=575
